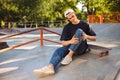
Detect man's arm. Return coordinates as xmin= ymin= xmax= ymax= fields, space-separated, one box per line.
xmin=61 ymin=33 xmax=96 ymax=46
xmin=82 ymin=33 xmax=96 ymax=41
xmin=61 ymin=40 xmax=71 ymax=46
xmin=61 ymin=36 xmax=79 ymax=46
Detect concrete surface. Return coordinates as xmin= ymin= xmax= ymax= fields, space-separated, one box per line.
xmin=0 ymin=23 xmax=120 ymax=80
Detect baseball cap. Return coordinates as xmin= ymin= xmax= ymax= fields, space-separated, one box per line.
xmin=64 ymin=9 xmax=74 ymax=17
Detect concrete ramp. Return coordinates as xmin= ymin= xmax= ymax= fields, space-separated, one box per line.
xmin=88 ymin=23 xmax=120 ymax=50
xmin=0 ymin=23 xmax=120 ymax=80
xmin=91 ymin=23 xmax=120 ymax=42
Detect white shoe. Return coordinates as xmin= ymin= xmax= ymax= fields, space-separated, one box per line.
xmin=61 ymin=55 xmax=72 ymax=65
xmin=33 ymin=66 xmax=55 ymax=77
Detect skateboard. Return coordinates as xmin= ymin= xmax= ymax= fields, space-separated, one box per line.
xmin=88 ymin=44 xmax=111 ymax=57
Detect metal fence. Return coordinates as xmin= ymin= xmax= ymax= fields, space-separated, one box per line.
xmin=0 ymin=20 xmax=67 ymax=29
xmin=88 ymin=12 xmax=120 ymax=24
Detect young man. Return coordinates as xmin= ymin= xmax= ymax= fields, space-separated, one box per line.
xmin=33 ymin=9 xmax=96 ymax=76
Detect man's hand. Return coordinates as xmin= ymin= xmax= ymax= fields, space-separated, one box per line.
xmin=70 ymin=33 xmax=88 ymax=44
xmin=70 ymin=36 xmax=79 ymax=44
xmin=82 ymin=33 xmax=88 ymax=41
xmin=82 ymin=33 xmax=96 ymax=41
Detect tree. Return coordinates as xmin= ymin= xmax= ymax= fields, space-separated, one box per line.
xmin=109 ymin=0 xmax=120 ymax=12
xmin=0 ymin=0 xmax=19 ymax=21
xmin=13 ymin=0 xmax=39 ymax=21
xmin=0 ymin=0 xmax=119 ymax=27
xmin=35 ymin=0 xmax=79 ymax=21
xmin=79 ymin=0 xmax=108 ymax=15
xmin=78 ymin=0 xmax=120 ymax=15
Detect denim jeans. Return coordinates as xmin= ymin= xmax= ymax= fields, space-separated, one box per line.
xmin=69 ymin=29 xmax=84 ymax=53
xmin=49 ymin=29 xmax=85 ymax=68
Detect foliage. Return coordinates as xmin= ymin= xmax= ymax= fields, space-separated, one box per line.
xmin=0 ymin=0 xmax=119 ymax=27
xmin=78 ymin=0 xmax=115 ymax=15
xmin=109 ymin=0 xmax=120 ymax=12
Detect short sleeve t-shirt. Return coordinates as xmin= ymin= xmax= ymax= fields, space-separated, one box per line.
xmin=60 ymin=21 xmax=96 ymax=54
xmin=60 ymin=21 xmax=96 ymax=41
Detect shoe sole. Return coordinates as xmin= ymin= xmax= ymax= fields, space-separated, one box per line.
xmin=33 ymin=70 xmax=54 ymax=77
xmin=61 ymin=63 xmax=70 ymax=66
xmin=61 ymin=61 xmax=72 ymax=66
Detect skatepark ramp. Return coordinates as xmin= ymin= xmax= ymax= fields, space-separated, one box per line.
xmin=0 ymin=23 xmax=120 ymax=80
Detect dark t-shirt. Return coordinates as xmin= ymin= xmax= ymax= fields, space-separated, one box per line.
xmin=60 ymin=21 xmax=96 ymax=54
xmin=60 ymin=21 xmax=96 ymax=41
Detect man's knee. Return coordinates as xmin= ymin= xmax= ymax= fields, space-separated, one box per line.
xmin=54 ymin=47 xmax=68 ymax=56
xmin=75 ymin=29 xmax=84 ymax=35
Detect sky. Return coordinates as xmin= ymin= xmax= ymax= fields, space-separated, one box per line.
xmin=76 ymin=2 xmax=83 ymax=10
xmin=76 ymin=2 xmax=87 ymax=11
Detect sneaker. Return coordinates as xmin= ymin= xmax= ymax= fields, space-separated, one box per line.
xmin=33 ymin=66 xmax=55 ymax=77
xmin=61 ymin=55 xmax=72 ymax=65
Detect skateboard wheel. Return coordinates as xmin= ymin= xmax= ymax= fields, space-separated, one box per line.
xmin=99 ymin=51 xmax=109 ymax=57
xmin=106 ymin=51 xmax=109 ymax=53
xmin=106 ymin=51 xmax=109 ymax=55
xmin=86 ymin=48 xmax=91 ymax=53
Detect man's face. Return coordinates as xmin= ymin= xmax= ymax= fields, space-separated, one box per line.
xmin=66 ymin=12 xmax=77 ymax=22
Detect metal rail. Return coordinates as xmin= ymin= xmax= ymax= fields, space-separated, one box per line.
xmin=0 ymin=28 xmax=40 ymax=40
xmin=0 ymin=27 xmax=61 ymax=53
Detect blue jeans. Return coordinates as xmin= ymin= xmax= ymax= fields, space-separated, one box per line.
xmin=49 ymin=29 xmax=86 ymax=68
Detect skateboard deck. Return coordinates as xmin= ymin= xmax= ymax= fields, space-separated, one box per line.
xmin=88 ymin=44 xmax=111 ymax=57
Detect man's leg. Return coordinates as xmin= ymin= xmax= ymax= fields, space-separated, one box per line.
xmin=69 ymin=29 xmax=84 ymax=53
xmin=33 ymin=46 xmax=69 ymax=76
xmin=61 ymin=29 xmax=84 ymax=65
xmin=49 ymin=46 xmax=69 ymax=68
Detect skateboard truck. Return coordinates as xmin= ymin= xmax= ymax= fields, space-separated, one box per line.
xmin=88 ymin=44 xmax=111 ymax=57
xmin=98 ymin=51 xmax=109 ymax=57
